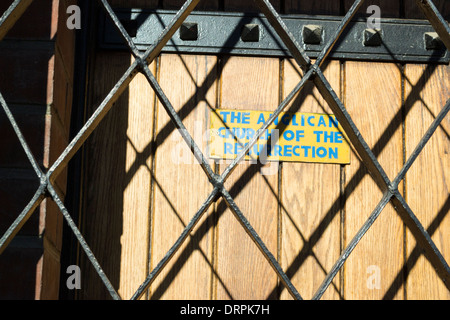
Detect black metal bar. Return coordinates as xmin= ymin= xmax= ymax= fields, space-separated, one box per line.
xmin=48 ymin=0 xmax=203 ymax=184
xmin=131 ymin=187 xmax=220 ymax=300
xmin=312 ymin=192 xmax=392 ymax=300
xmin=220 ymin=188 xmax=303 ymax=300
xmin=253 ymin=0 xmax=311 ymax=70
xmin=99 ymin=0 xmax=141 ymax=58
xmin=0 ymin=88 xmax=45 ymax=256
xmin=416 ymin=0 xmax=450 ymax=51
xmin=140 ymin=63 xmax=216 ymax=182
xmin=393 ymin=98 xmax=450 ymax=188
xmin=0 ymin=182 xmax=46 ymax=255
xmin=47 ymin=60 xmax=140 ymax=183
xmin=315 ymin=0 xmax=365 ymax=67
xmin=0 ymin=0 xmax=33 ymax=41
xmin=142 ymin=0 xmax=202 ymax=64
xmin=312 ymin=98 xmax=450 ymax=298
xmin=313 ymin=69 xmax=392 ymax=192
xmin=220 ymin=67 xmax=314 ymax=181
xmin=390 ymin=190 xmax=450 ymax=290
xmin=0 ymin=92 xmax=42 ymax=179
xmin=46 ymin=181 xmax=122 ymax=300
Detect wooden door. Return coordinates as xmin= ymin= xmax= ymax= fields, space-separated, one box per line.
xmin=74 ymin=0 xmax=449 ymax=300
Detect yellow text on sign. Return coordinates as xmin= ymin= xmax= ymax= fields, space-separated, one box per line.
xmin=209 ymin=109 xmax=350 ymax=164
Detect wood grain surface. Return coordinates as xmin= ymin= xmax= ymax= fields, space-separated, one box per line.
xmin=343 ymin=61 xmax=404 ymax=299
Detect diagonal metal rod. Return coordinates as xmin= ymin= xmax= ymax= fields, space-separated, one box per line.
xmin=47 ymin=60 xmax=140 ymax=183
xmin=48 ymin=0 xmax=202 ymax=184
xmin=311 ymin=69 xmax=450 ymax=297
xmin=0 ymin=91 xmax=46 ymax=255
xmin=220 ymin=188 xmax=303 ymax=300
xmin=99 ymin=0 xmax=141 ymax=58
xmin=0 ymin=0 xmax=33 ymax=41
xmin=393 ymin=98 xmax=450 ymax=188
xmin=221 ymin=0 xmax=365 ymax=181
xmin=313 ymin=192 xmax=392 ymax=300
xmin=100 ymin=0 xmax=217 ymax=181
xmin=140 ymin=63 xmax=216 ymax=182
xmin=131 ymin=187 xmax=220 ymax=300
xmin=46 ymin=181 xmax=122 ymax=300
xmin=142 ymin=0 xmax=201 ymax=64
xmin=220 ymin=67 xmax=315 ymax=182
xmin=253 ymin=0 xmax=310 ymax=71
xmin=315 ymin=0 xmax=365 ymax=67
xmin=0 ymin=92 xmax=42 ymax=179
xmin=314 ymin=68 xmax=392 ymax=191
xmin=313 ymin=99 xmax=450 ymax=298
xmin=416 ymin=0 xmax=450 ymax=51
xmin=0 ymin=182 xmax=46 ymax=255
xmin=391 ymin=190 xmax=450 ymax=290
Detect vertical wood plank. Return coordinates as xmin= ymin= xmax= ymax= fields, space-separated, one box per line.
xmin=81 ymin=52 xmax=155 ymax=299
xmin=119 ymin=58 xmax=156 ymax=299
xmin=215 ymin=56 xmax=280 ymax=299
xmin=285 ymin=0 xmax=340 ymax=15
xmin=280 ymin=0 xmax=343 ymax=302
xmin=404 ymin=0 xmax=449 ymax=20
xmin=224 ymin=0 xmax=280 ymax=13
xmin=280 ymin=59 xmax=342 ymax=300
xmin=150 ymin=53 xmax=217 ymax=299
xmin=344 ymin=0 xmax=400 ymax=18
xmin=343 ymin=61 xmax=403 ymax=299
xmin=404 ymin=64 xmax=450 ymax=299
xmin=108 ymin=0 xmax=159 ymax=9
xmin=163 ymin=0 xmax=219 ymax=10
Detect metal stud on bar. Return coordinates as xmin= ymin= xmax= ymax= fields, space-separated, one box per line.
xmin=364 ymin=28 xmax=382 ymax=46
xmin=416 ymin=0 xmax=450 ymax=50
xmin=241 ymin=23 xmax=260 ymax=42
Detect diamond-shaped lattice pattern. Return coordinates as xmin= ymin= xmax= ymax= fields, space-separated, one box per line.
xmin=0 ymin=0 xmax=449 ymax=300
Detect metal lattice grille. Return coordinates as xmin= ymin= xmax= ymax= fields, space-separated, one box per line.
xmin=0 ymin=0 xmax=449 ymax=300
